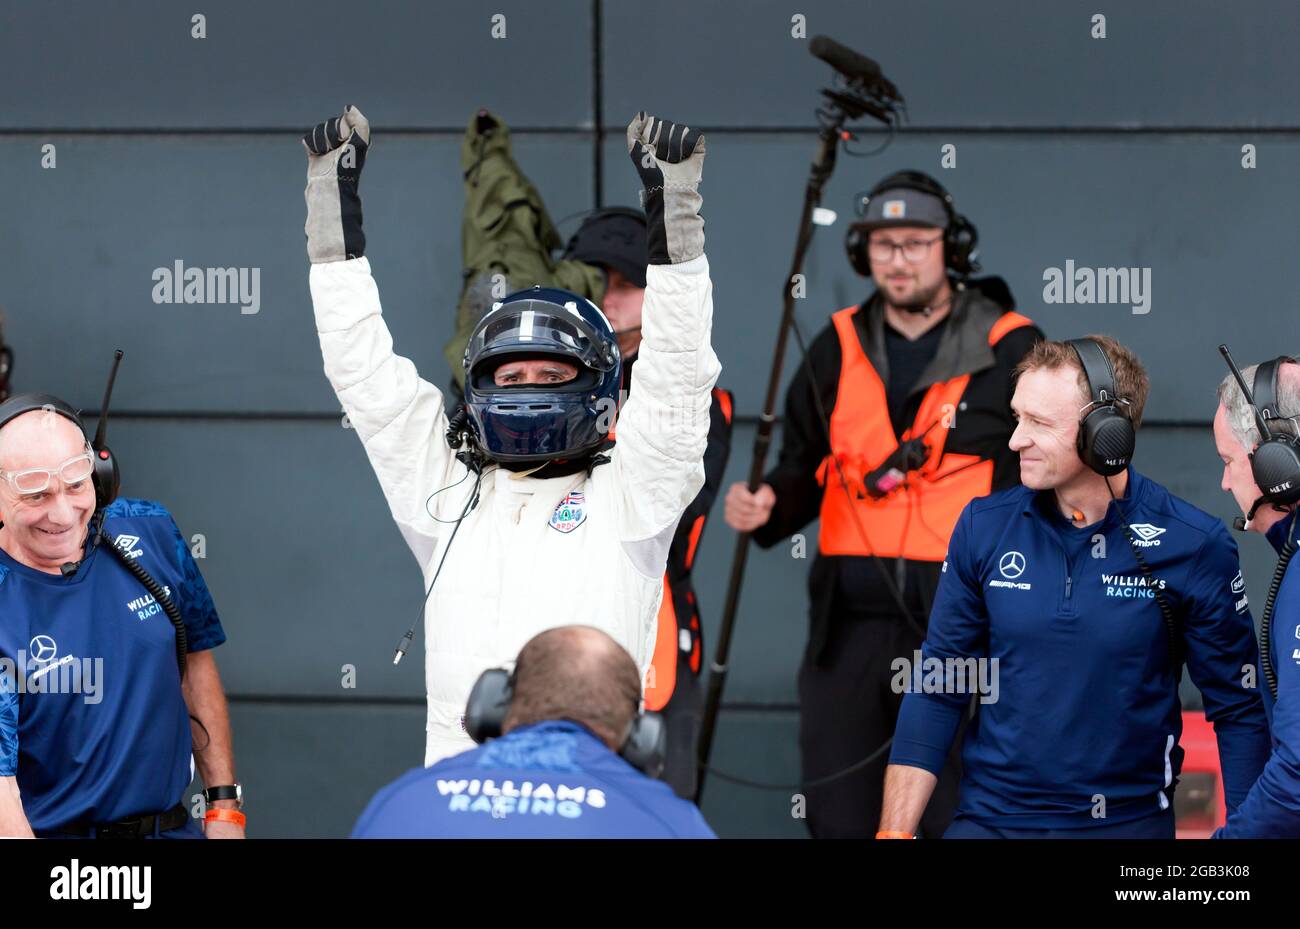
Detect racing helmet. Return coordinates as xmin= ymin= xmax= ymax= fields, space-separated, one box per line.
xmin=462 ymin=286 xmax=622 ymax=464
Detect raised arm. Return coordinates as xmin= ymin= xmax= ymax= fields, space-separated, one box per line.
xmin=303 ymin=106 xmax=461 ymax=567
xmin=612 ymin=114 xmax=721 ymax=570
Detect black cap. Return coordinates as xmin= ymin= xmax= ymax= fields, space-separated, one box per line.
xmin=564 ymin=208 xmax=648 ymax=289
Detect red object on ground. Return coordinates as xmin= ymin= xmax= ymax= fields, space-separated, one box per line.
xmin=1175 ymin=710 xmax=1227 ymax=838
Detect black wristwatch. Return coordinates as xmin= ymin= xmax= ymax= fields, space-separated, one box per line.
xmin=203 ymin=784 xmax=243 ymax=809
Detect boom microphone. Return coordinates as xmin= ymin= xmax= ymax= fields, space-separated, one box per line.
xmin=810 ymin=35 xmax=884 ymax=83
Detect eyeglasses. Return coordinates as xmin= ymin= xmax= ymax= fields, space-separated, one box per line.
xmin=0 ymin=452 xmax=95 ymax=495
xmin=867 ymin=234 xmax=944 ymax=264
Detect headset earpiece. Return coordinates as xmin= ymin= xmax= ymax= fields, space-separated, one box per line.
xmin=844 ymin=223 xmax=871 ymax=277
xmin=464 ymin=667 xmax=513 ymax=744
xmin=1069 ymin=338 xmax=1136 ymax=476
xmin=946 ymin=212 xmax=980 ymax=277
xmin=1244 ymin=356 xmax=1300 ymax=505
xmin=619 ymin=712 xmax=666 ymax=780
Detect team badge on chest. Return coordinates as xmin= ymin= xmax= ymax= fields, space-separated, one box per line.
xmin=549 ymin=491 xmax=587 ymax=533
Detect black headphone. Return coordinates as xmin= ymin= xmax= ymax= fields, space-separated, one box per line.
xmin=464 ymin=666 xmax=667 ymax=779
xmin=0 ymin=393 xmax=120 ymax=510
xmin=1069 ymin=338 xmax=1136 ymax=477
xmin=845 ymin=170 xmax=980 ymax=278
xmin=1219 ymin=345 xmax=1300 ymax=511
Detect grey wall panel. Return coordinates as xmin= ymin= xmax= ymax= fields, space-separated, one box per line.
xmin=223 ymin=702 xmax=427 ymax=838
xmin=604 ymin=133 xmax=1300 ymax=422
xmin=112 ymin=417 xmax=432 ymax=699
xmin=604 ymin=0 xmax=1300 ymax=129
xmin=0 ymin=1 xmax=592 ymax=130
xmin=0 ymin=134 xmax=593 ymax=413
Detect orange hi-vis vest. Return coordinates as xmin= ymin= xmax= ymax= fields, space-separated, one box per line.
xmin=816 ymin=306 xmax=1033 ymax=561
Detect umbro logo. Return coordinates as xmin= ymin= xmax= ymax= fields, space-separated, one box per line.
xmin=1129 ymin=523 xmax=1166 ymax=547
xmin=114 ymin=534 xmax=144 ymax=560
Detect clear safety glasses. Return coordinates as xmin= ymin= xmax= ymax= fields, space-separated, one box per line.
xmin=0 ymin=451 xmax=94 ymax=495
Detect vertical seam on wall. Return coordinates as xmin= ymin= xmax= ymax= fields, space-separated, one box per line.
xmin=592 ymin=0 xmax=603 ymax=207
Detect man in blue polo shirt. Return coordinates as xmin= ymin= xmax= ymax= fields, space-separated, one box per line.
xmin=878 ymin=336 xmax=1270 ymax=838
xmin=352 ymin=626 xmax=716 ymax=838
xmin=1211 ymin=353 xmax=1300 ymax=837
xmin=0 ymin=398 xmax=243 ymax=838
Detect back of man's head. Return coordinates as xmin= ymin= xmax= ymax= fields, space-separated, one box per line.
xmin=1217 ymin=358 xmax=1300 ymax=450
xmin=502 ymin=626 xmax=642 ymax=751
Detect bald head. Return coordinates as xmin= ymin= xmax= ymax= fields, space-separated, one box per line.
xmin=502 ymin=626 xmax=643 ymax=750
xmin=0 ymin=408 xmax=96 ymax=572
xmin=0 ymin=409 xmax=89 ymax=471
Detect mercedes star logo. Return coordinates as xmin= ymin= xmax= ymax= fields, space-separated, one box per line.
xmin=29 ymin=635 xmax=57 ymax=663
xmin=998 ymin=551 xmax=1026 ymax=579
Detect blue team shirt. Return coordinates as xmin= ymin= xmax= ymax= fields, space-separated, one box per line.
xmin=1216 ymin=513 xmax=1300 ymax=837
xmin=0 ymin=498 xmax=225 ymax=830
xmin=890 ymin=468 xmax=1271 ymax=829
xmin=352 ymin=720 xmax=717 ymax=838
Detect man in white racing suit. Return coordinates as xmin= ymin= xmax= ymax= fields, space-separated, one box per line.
xmin=302 ymin=106 xmax=720 ymax=765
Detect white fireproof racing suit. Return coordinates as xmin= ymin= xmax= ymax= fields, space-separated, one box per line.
xmin=310 ymin=254 xmax=720 ymax=764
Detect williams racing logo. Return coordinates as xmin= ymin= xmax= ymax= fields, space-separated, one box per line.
xmin=125 ymin=585 xmax=172 ymax=621
xmin=114 ymin=533 xmax=144 ymax=560
xmin=1102 ymin=573 xmax=1167 ymax=599
xmin=436 ymin=778 xmax=606 ymax=820
xmin=988 ymin=551 xmax=1032 ymax=591
xmin=1127 ymin=523 xmax=1166 ymax=547
xmin=549 ymin=491 xmax=587 ymax=534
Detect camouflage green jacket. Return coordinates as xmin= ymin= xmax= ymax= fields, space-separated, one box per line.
xmin=443 ymin=111 xmax=605 ymax=391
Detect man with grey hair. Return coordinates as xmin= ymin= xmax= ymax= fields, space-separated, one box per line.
xmin=1211 ymin=355 xmax=1300 ymax=836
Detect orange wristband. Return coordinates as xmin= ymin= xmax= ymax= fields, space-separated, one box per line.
xmin=204 ymin=808 xmax=247 ymax=828
xmin=875 ymin=830 xmax=914 ymax=839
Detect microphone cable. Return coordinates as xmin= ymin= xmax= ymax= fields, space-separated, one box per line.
xmin=394 ymin=459 xmax=490 ymax=666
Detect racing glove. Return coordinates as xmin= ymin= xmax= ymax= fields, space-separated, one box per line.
xmin=303 ymin=105 xmax=370 ymax=263
xmin=626 ymin=113 xmax=705 ymax=265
